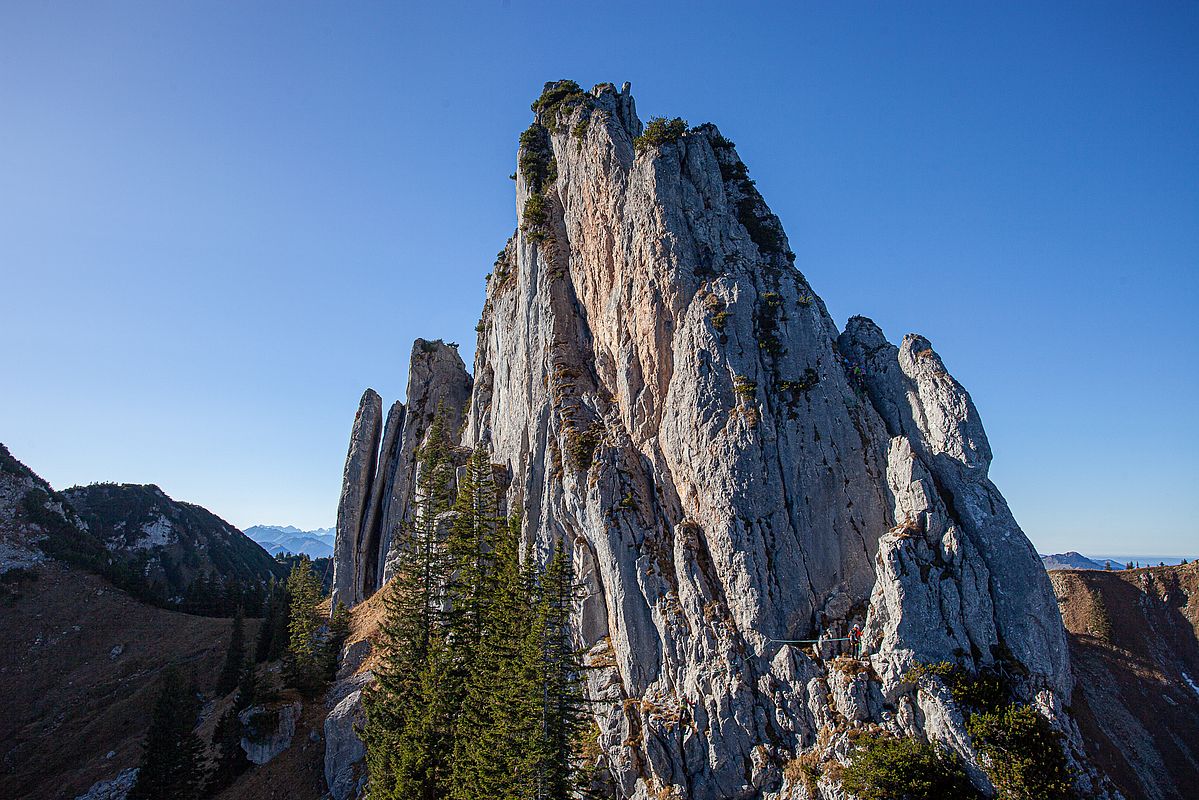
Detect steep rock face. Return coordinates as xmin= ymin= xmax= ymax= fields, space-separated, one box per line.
xmin=332 ymin=389 xmax=383 ymax=608
xmin=330 ymin=82 xmax=1104 ymax=799
xmin=357 ymin=400 xmax=404 ymax=597
xmin=459 ymin=82 xmax=1081 ymax=798
xmin=378 ymin=339 xmax=472 ymax=584
xmin=332 ymin=341 xmax=472 ymax=608
xmin=839 ymin=320 xmax=1071 ymax=698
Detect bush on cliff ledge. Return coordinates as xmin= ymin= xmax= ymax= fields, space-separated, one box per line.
xmin=841 ymin=735 xmax=980 ymax=800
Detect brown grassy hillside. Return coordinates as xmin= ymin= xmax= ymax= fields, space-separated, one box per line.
xmin=1050 ymin=562 xmax=1199 ymax=800
xmin=0 ymin=564 xmax=244 ymax=800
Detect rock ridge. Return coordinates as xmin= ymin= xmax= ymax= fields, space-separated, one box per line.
xmin=330 ymin=80 xmax=1115 ymax=799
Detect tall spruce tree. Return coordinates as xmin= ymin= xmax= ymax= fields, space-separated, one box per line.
xmin=327 ymin=600 xmax=352 ymax=677
xmin=363 ymin=409 xmax=457 ymax=800
xmin=129 ymin=666 xmax=204 ymax=800
xmin=284 ymin=555 xmax=324 ymax=692
xmin=450 ymin=512 xmax=545 ymax=800
xmin=217 ymin=605 xmax=246 ymax=693
xmin=206 ymin=704 xmax=249 ymax=796
xmin=255 ymin=579 xmax=290 ymax=663
xmin=364 ymin=425 xmax=589 ymax=800
xmin=538 ymin=541 xmax=589 ymax=799
xmin=235 ymin=662 xmax=259 ymax=712
xmin=445 ymin=446 xmax=501 ymax=710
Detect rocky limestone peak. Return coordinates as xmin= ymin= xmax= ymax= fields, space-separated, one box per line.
xmin=332 ymin=340 xmax=472 ymax=608
xmin=330 ymin=82 xmax=1107 ymax=799
xmin=331 ymin=388 xmax=383 ymax=608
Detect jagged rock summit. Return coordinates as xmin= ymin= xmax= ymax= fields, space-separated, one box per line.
xmin=331 ymin=339 xmax=472 ymax=609
xmin=331 ymin=81 xmax=1115 ymax=799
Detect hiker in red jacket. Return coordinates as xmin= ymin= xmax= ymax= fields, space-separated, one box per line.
xmin=850 ymin=624 xmax=863 ymax=658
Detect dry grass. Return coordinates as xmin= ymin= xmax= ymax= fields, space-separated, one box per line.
xmin=0 ymin=564 xmax=246 ymax=800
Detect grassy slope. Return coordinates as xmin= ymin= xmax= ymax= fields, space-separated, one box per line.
xmin=0 ymin=564 xmax=254 ymax=800
xmin=1050 ymin=562 xmax=1199 ymax=800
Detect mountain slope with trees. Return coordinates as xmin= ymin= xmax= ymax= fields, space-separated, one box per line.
xmin=65 ymin=482 xmax=284 ymax=615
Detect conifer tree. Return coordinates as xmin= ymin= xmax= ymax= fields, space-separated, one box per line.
xmin=450 ymin=512 xmax=547 ymax=800
xmin=445 ymin=446 xmax=501 ymax=710
xmin=327 ymin=600 xmax=352 ymax=677
xmin=255 ymin=580 xmax=290 ymax=663
xmin=363 ymin=409 xmax=457 ymax=800
xmin=129 ymin=666 xmax=204 ymax=800
xmin=284 ymin=555 xmax=325 ymax=693
xmin=206 ymin=705 xmax=249 ymax=796
xmin=217 ymin=605 xmax=246 ymax=694
xmin=538 ymin=541 xmax=589 ymax=799
xmin=235 ymin=662 xmax=259 ymax=712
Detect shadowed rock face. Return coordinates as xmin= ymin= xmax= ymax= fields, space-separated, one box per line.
xmin=331 ymin=389 xmax=382 ymax=608
xmin=378 ymin=339 xmax=472 ymax=585
xmin=839 ymin=318 xmax=1071 ymax=700
xmin=330 ymin=82 xmax=1111 ymax=799
xmin=331 ymin=341 xmax=472 ymax=608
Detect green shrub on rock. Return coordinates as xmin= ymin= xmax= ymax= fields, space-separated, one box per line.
xmin=967 ymin=704 xmax=1075 ymax=799
xmin=634 ymin=116 xmax=688 ymax=151
xmin=841 ymin=735 xmax=981 ymax=800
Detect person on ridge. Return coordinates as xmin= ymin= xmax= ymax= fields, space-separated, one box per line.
xmin=850 ymin=624 xmax=863 ymax=658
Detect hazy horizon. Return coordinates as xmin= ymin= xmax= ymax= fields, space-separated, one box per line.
xmin=2 ymin=3 xmax=1195 ymax=554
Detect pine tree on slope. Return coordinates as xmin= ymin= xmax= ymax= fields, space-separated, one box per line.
xmin=363 ymin=409 xmax=457 ymax=800
xmin=255 ymin=579 xmax=290 ymax=663
xmin=450 ymin=512 xmax=544 ymax=800
xmin=539 ymin=541 xmax=589 ymax=799
xmin=327 ymin=599 xmax=352 ymax=677
xmin=284 ymin=555 xmax=324 ymax=693
xmin=445 ymin=446 xmax=501 ymax=716
xmin=217 ymin=605 xmax=246 ymax=694
xmin=129 ymin=666 xmax=204 ymax=800
xmin=206 ymin=705 xmax=249 ymax=796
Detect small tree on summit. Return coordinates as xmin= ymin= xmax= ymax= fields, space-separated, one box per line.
xmin=129 ymin=666 xmax=204 ymax=800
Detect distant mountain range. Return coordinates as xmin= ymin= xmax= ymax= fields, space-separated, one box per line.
xmin=1040 ymin=552 xmax=1192 ymax=571
xmin=1040 ymin=551 xmax=1108 ymax=571
xmin=244 ymin=524 xmax=335 ymax=558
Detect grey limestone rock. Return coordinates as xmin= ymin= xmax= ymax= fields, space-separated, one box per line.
xmin=327 ymin=82 xmax=1111 ymax=799
xmin=331 ymin=341 xmax=473 ymax=609
xmin=239 ymin=700 xmax=302 ymax=765
xmin=325 ymin=672 xmax=372 ymax=800
xmin=332 ymin=390 xmax=383 ymax=608
xmin=73 ymin=768 xmax=137 ymax=800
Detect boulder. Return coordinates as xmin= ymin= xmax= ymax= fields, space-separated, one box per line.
xmin=239 ymin=700 xmax=302 ymax=765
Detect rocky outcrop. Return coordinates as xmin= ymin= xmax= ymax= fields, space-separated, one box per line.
xmin=332 ymin=389 xmax=383 ymax=608
xmin=73 ymin=768 xmax=137 ymax=800
xmin=331 ymin=341 xmax=472 ymax=607
xmin=240 ymin=700 xmax=303 ymax=765
xmin=330 ymin=81 xmax=1113 ymax=798
xmin=377 ymin=339 xmax=473 ymax=584
xmin=357 ymin=400 xmax=405 ymax=600
xmin=840 ymin=319 xmax=1071 ymax=699
xmin=324 ymin=671 xmax=372 ymax=800
xmin=0 ymin=443 xmax=98 ymax=574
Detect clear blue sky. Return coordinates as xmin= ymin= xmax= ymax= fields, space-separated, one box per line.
xmin=1 ymin=2 xmax=1195 ymax=554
